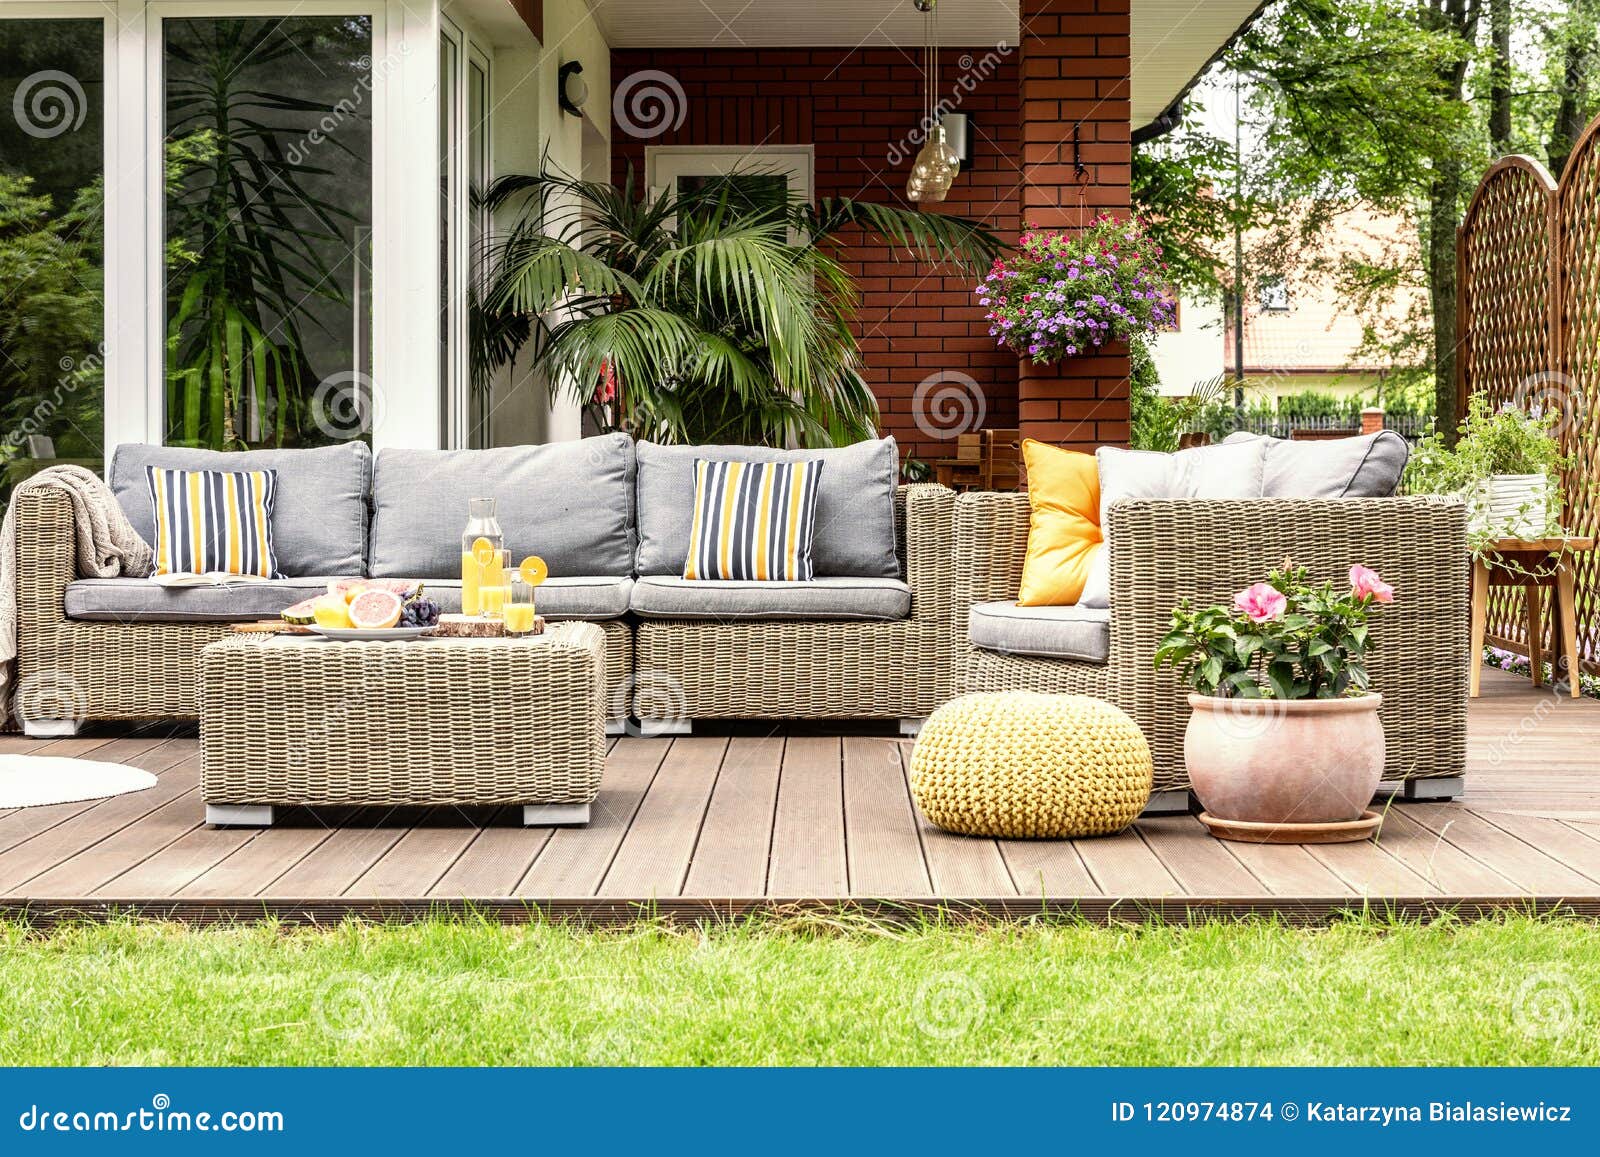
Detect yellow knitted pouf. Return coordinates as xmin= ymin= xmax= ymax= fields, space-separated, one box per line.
xmin=909 ymin=692 xmax=1153 ymax=838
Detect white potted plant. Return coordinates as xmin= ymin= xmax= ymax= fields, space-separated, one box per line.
xmin=1404 ymin=396 xmax=1566 ymax=541
xmin=1155 ymin=562 xmax=1397 ymax=843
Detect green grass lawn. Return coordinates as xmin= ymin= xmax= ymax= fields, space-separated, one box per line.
xmin=3 ymin=913 xmax=1598 ymax=1065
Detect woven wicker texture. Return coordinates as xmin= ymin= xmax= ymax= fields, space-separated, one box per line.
xmin=909 ymin=691 xmax=1152 ymax=838
xmin=955 ymin=492 xmax=1470 ymax=792
xmin=199 ymin=623 xmax=606 ymax=807
xmin=13 ymin=489 xmax=633 ymax=725
xmin=632 ymin=484 xmax=956 ymax=719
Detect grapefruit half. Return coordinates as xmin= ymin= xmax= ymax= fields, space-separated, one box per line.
xmin=347 ymin=588 xmax=403 ymax=630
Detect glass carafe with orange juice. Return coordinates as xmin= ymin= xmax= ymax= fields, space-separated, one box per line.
xmin=461 ymin=498 xmax=503 ymax=617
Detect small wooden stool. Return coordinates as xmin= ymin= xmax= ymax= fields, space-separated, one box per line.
xmin=1470 ymin=537 xmax=1594 ymax=698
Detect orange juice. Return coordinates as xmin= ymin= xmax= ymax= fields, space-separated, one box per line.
xmin=503 ymin=601 xmax=537 ymax=635
xmin=481 ymin=582 xmax=509 ymax=618
xmin=461 ymin=551 xmax=482 ymax=616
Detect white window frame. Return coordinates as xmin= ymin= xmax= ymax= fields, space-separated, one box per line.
xmin=438 ymin=8 xmax=493 ymax=449
xmin=645 ymin=145 xmax=815 ymax=238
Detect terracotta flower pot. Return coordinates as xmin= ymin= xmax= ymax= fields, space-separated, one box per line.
xmin=1184 ymin=693 xmax=1385 ymax=824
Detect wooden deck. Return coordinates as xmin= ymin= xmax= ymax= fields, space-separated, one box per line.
xmin=3 ymin=668 xmax=1599 ymax=925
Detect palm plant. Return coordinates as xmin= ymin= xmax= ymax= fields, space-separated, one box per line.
xmin=477 ymin=166 xmax=1004 ymax=447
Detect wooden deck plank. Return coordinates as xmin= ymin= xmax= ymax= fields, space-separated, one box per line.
xmin=681 ymin=736 xmax=783 ymax=898
xmin=0 ymin=750 xmax=202 ymax=895
xmin=180 ymin=821 xmax=341 ymax=898
xmin=1135 ymin=815 xmax=1269 ymax=896
xmin=997 ymin=837 xmax=1096 ymax=897
xmin=1305 ymin=833 xmax=1431 ymax=897
xmin=21 ymin=787 xmax=203 ymax=897
xmin=598 ymin=737 xmax=726 ymax=898
xmin=346 ymin=813 xmax=483 ymax=898
xmin=1215 ymin=840 xmax=1353 ymax=896
xmin=258 ymin=810 xmax=411 ymax=899
xmin=94 ymin=823 xmax=261 ymax=898
xmin=1371 ymin=808 xmax=1525 ymax=895
xmin=844 ymin=737 xmax=932 ymax=897
xmin=1072 ymin=829 xmax=1182 ymax=897
xmin=766 ymin=736 xmax=848 ymax=897
xmin=515 ymin=738 xmax=671 ymax=898
xmin=430 ymin=811 xmax=552 ymax=897
xmin=1468 ymin=810 xmax=1600 ymax=886
xmin=1401 ymin=805 xmax=1600 ymax=894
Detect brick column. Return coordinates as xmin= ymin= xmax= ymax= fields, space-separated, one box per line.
xmin=1017 ymin=0 xmax=1132 ymax=451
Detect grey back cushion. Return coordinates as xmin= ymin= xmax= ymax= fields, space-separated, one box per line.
xmin=634 ymin=438 xmax=901 ymax=578
xmin=110 ymin=441 xmax=371 ymax=576
xmin=369 ymin=435 xmax=636 ymax=579
xmin=1095 ymin=440 xmax=1268 ymax=527
xmin=1222 ymin=430 xmax=1409 ymax=498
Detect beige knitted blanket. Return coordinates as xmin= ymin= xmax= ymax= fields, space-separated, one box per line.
xmin=0 ymin=465 xmax=153 ymax=725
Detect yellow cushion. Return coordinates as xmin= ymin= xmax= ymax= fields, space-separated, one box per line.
xmin=1016 ymin=440 xmax=1103 ymax=606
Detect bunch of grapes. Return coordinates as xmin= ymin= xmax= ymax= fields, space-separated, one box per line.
xmin=400 ymin=597 xmax=441 ymax=627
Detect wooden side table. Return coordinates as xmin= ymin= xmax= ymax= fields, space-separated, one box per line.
xmin=1469 ymin=536 xmax=1595 ymax=698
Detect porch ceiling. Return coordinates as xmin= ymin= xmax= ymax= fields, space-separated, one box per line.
xmin=586 ymin=0 xmax=1263 ymax=129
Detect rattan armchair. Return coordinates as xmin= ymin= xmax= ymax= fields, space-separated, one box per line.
xmin=954 ymin=493 xmax=1471 ymax=799
xmin=10 ymin=488 xmax=634 ymax=733
xmin=632 ymin=483 xmax=956 ymax=728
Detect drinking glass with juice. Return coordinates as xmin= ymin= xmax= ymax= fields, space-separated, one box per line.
xmin=479 ymin=549 xmax=510 ymax=619
xmin=504 ymin=574 xmax=537 ymax=636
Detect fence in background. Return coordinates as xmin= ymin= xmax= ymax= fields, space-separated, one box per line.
xmin=1457 ymin=119 xmax=1600 ymax=674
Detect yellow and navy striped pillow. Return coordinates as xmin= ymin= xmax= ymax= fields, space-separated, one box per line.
xmin=145 ymin=466 xmax=282 ymax=578
xmin=684 ymin=459 xmax=824 ymax=581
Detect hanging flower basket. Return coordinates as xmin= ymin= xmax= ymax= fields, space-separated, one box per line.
xmin=976 ymin=215 xmax=1175 ymax=364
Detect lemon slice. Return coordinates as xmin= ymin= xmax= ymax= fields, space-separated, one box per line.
xmin=519 ymin=555 xmax=549 ymax=586
xmin=471 ymin=537 xmax=497 ymax=567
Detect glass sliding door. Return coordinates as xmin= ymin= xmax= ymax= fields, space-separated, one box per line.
xmin=0 ymin=18 xmax=105 ymax=502
xmin=162 ymin=15 xmax=374 ymax=450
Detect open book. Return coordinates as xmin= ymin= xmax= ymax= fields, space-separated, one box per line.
xmin=149 ymin=572 xmax=272 ymax=588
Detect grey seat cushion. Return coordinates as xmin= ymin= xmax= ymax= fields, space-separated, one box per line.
xmin=110 ymin=442 xmax=371 ymax=576
xmin=369 ymin=435 xmax=636 ymax=579
xmin=412 ymin=577 xmax=633 ymax=620
xmin=630 ymin=575 xmax=911 ymax=621
xmin=65 ymin=577 xmax=342 ymax=623
xmin=1222 ymin=430 xmax=1409 ymax=497
xmin=634 ymin=438 xmax=900 ymax=578
xmin=968 ymin=601 xmax=1110 ymax=663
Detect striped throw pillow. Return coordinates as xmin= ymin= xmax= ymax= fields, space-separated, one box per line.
xmin=684 ymin=459 xmax=824 ymax=581
xmin=145 ymin=466 xmax=282 ymax=578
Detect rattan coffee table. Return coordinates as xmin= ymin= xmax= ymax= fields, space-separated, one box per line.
xmin=198 ymin=622 xmax=607 ymax=827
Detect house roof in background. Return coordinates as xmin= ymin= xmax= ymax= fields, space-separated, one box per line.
xmin=1224 ymin=208 xmax=1433 ymax=376
xmin=586 ymin=0 xmax=1264 ymax=129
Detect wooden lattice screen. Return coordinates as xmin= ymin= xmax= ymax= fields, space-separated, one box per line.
xmin=1458 ymin=131 xmax=1599 ymax=674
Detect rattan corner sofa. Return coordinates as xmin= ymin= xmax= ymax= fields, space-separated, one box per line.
xmin=11 ymin=436 xmax=951 ymax=736
xmin=954 ymin=492 xmax=1471 ymax=805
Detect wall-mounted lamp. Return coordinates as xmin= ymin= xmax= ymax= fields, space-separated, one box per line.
xmin=558 ymin=61 xmax=587 ymax=117
xmin=941 ymin=112 xmax=974 ymax=168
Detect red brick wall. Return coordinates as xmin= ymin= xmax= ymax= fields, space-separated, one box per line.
xmin=610 ymin=47 xmax=1021 ymax=464
xmin=1016 ymin=0 xmax=1134 ymax=450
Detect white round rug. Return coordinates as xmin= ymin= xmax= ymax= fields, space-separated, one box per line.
xmin=0 ymin=755 xmax=157 ymax=808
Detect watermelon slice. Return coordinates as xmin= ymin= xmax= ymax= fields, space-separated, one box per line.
xmin=282 ymin=596 xmax=320 ymax=626
xmin=327 ymin=577 xmax=423 ymax=603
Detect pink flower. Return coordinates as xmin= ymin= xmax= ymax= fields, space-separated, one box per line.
xmin=1350 ymin=565 xmax=1395 ymax=603
xmin=1234 ymin=582 xmax=1288 ymax=623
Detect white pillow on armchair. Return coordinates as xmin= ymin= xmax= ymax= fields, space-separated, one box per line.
xmin=1079 ymin=441 xmax=1269 ymax=608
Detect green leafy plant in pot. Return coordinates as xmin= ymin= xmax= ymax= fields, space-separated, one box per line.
xmin=1155 ymin=562 xmax=1396 ymax=841
xmin=1403 ymin=395 xmax=1569 ymax=547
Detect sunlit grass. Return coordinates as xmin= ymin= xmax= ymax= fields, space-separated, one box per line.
xmin=2 ymin=911 xmax=1597 ymax=1066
